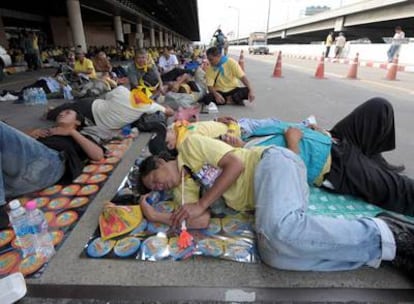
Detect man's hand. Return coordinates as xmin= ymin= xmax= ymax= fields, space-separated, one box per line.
xmin=221 ymin=134 xmax=245 ymax=148
xmin=213 ymin=92 xmax=226 ymax=105
xmin=48 ymin=126 xmax=75 ymax=137
xmin=248 ymin=90 xmax=255 ymax=102
xmin=28 ymin=128 xmax=50 ymax=139
xmin=171 ymin=202 xmax=206 ymax=228
xmin=216 ymin=116 xmax=237 ymax=125
xmin=284 ymin=127 xmax=303 ymax=154
xmin=164 ymin=105 xmax=175 ymax=117
xmin=139 ymin=195 xmax=157 ymax=222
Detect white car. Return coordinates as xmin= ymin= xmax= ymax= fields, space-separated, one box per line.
xmin=0 ymin=45 xmax=12 ymax=81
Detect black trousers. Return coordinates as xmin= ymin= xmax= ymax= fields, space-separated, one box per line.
xmin=326 ymin=97 xmax=414 ymax=215
xmin=198 ymin=87 xmax=249 ymax=105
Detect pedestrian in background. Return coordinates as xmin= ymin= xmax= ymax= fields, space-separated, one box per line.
xmin=325 ymin=31 xmax=334 ymax=58
xmin=334 ymin=32 xmax=346 ymax=59
xmin=387 ymin=26 xmax=405 ymax=63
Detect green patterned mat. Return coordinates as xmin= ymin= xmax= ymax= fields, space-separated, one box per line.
xmin=308 ymin=187 xmax=383 ymax=219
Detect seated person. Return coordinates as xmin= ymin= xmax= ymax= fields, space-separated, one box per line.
xmin=127 ymin=48 xmax=162 ymax=91
xmin=148 ymin=97 xmax=414 ymax=217
xmin=46 ymin=85 xmax=174 ymax=130
xmin=158 ymin=47 xmax=192 ymax=82
xmin=137 ymin=134 xmax=414 ymax=279
xmin=0 ymin=109 xmax=104 ymax=228
xmin=198 ymin=46 xmax=254 ymax=106
xmin=74 ymin=49 xmax=97 ymax=80
xmin=93 ymin=51 xmax=117 ymax=88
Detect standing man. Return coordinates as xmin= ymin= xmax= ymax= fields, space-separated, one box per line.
xmin=387 ymin=26 xmax=405 ymax=63
xmin=335 ymin=32 xmax=346 ymax=59
xmin=198 ymin=47 xmax=255 ymax=106
xmin=325 ymin=31 xmax=334 ymax=58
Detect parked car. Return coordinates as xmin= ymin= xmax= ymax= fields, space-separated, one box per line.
xmin=0 ymin=45 xmax=12 ymax=81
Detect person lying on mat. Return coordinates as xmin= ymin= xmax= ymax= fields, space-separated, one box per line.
xmin=0 ymin=108 xmax=104 ymax=227
xmin=137 ymin=132 xmax=414 ymax=280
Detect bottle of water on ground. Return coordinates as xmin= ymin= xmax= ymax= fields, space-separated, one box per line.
xmin=145 ymin=191 xmax=162 ymax=205
xmin=25 ymin=201 xmax=55 ymax=261
xmin=8 ymin=199 xmax=35 ymax=257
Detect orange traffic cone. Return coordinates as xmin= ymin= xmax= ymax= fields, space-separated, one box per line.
xmin=314 ymin=53 xmax=326 ymax=79
xmin=346 ymin=52 xmax=359 ymax=79
xmin=272 ymin=51 xmax=282 ymax=78
xmin=238 ymin=50 xmax=245 ymax=71
xmin=385 ymin=55 xmax=399 ymax=80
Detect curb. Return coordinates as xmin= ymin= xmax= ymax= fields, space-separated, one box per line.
xmin=283 ymin=54 xmax=414 ymax=73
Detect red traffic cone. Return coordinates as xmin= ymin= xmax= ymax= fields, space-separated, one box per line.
xmin=385 ymin=55 xmax=399 ymax=80
xmin=346 ymin=52 xmax=359 ymax=79
xmin=314 ymin=53 xmax=326 ymax=79
xmin=238 ymin=50 xmax=245 ymax=71
xmin=272 ymin=51 xmax=282 ymax=78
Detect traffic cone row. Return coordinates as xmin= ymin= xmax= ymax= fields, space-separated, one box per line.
xmin=267 ymin=50 xmax=399 ymax=81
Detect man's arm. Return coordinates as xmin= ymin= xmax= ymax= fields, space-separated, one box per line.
xmin=171 ymin=151 xmax=244 ymax=227
xmin=284 ymin=127 xmax=303 ymax=154
xmin=240 ymin=75 xmax=255 ymax=102
xmin=207 ymin=86 xmax=225 ymax=104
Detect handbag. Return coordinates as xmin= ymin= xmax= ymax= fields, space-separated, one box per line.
xmin=132 ymin=111 xmax=166 ymax=132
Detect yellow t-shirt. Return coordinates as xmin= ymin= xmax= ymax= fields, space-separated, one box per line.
xmin=74 ymin=58 xmax=97 ymax=79
xmin=176 ymin=134 xmax=266 ymax=212
xmin=175 ymin=120 xmax=241 ymax=148
xmin=205 ymin=57 xmax=245 ymax=92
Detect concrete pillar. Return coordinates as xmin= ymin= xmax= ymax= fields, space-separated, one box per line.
xmin=66 ymin=0 xmax=87 ymax=51
xmin=164 ymin=32 xmax=169 ymax=47
xmin=114 ymin=16 xmax=124 ymax=43
xmin=0 ymin=16 xmax=8 ymax=49
xmin=136 ymin=18 xmax=143 ymax=49
xmin=334 ymin=16 xmax=345 ymax=32
xmin=150 ymin=25 xmax=155 ymax=47
xmin=159 ymin=29 xmax=163 ymax=48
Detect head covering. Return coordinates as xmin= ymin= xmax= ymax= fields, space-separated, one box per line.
xmin=148 ymin=124 xmax=168 ymax=155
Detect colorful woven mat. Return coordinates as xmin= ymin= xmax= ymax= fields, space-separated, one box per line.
xmin=0 ymin=138 xmax=133 ymax=278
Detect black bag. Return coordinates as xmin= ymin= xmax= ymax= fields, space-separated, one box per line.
xmin=131 ymin=111 xmax=167 ymax=132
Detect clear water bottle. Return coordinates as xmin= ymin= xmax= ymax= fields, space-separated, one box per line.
xmin=25 ymin=201 xmax=55 ymax=261
xmin=145 ymin=191 xmax=162 ymax=205
xmin=8 ymin=199 xmax=35 ymax=257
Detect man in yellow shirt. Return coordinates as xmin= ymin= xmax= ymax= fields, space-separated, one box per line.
xmin=74 ymin=50 xmax=96 ymax=79
xmin=199 ymin=46 xmax=255 ymax=106
xmin=137 ymin=134 xmax=414 ymax=278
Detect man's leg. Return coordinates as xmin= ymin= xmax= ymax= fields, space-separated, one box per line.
xmin=330 ymin=97 xmax=396 ymax=155
xmin=0 ymin=122 xmax=65 ymax=204
xmin=254 ymin=147 xmax=391 ymax=271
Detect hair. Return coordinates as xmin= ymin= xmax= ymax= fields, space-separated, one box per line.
xmin=137 ymin=152 xmax=176 ymax=194
xmin=206 ymin=46 xmax=220 ymax=57
xmin=395 ymin=26 xmax=402 ymax=31
xmin=135 ymin=48 xmax=147 ymax=56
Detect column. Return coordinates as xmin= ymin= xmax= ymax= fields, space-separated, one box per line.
xmin=66 ymin=0 xmax=87 ymax=51
xmin=136 ymin=17 xmax=143 ymax=49
xmin=0 ymin=16 xmax=8 ymax=49
xmin=159 ymin=28 xmax=164 ymax=48
xmin=114 ymin=15 xmax=124 ymax=44
xmin=150 ymin=25 xmax=155 ymax=47
xmin=164 ymin=32 xmax=169 ymax=47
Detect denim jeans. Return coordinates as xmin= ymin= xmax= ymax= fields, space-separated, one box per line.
xmin=0 ymin=122 xmax=65 ymax=205
xmin=254 ymin=146 xmax=393 ymax=271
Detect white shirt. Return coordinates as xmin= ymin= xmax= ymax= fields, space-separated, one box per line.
xmin=158 ymin=54 xmax=179 ymax=73
xmin=92 ymin=86 xmax=165 ymax=130
xmin=392 ymin=31 xmax=405 ymax=45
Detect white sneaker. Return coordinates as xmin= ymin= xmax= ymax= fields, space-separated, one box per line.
xmin=207 ymin=102 xmax=219 ymax=113
xmin=3 ymin=93 xmax=18 ymax=101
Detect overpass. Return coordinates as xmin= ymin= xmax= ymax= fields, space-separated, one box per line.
xmin=231 ymin=0 xmax=413 ymax=45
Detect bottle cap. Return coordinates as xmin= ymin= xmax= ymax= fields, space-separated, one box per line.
xmin=25 ymin=201 xmax=37 ymax=210
xmin=8 ymin=200 xmax=21 ymax=210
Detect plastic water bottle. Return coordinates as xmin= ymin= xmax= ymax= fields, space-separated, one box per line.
xmin=8 ymin=200 xmax=34 ymax=257
xmin=25 ymin=201 xmax=55 ymax=260
xmin=145 ymin=192 xmax=162 ymax=205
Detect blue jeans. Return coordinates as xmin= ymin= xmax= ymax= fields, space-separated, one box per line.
xmin=387 ymin=44 xmax=401 ymax=62
xmin=0 ymin=122 xmax=65 ymax=205
xmin=254 ymin=147 xmax=387 ymax=271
